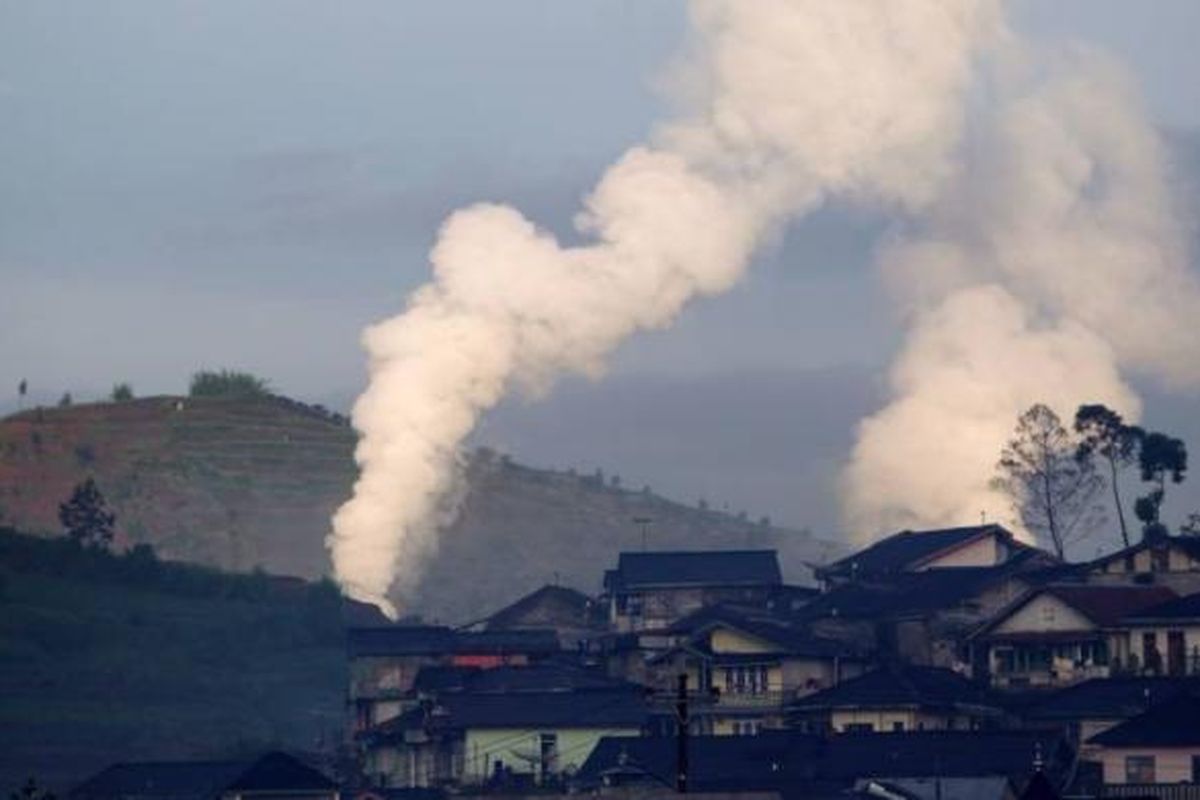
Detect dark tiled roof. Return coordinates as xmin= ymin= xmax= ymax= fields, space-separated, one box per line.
xmin=579 ymin=730 xmax=1070 ymax=793
xmin=1038 ymin=585 xmax=1176 ymax=627
xmin=347 ymin=626 xmax=559 ymax=658
xmin=791 ymin=665 xmax=999 ymax=713
xmin=975 ymin=585 xmax=1178 ymax=639
xmin=369 ymin=687 xmax=649 ymax=736
xmin=1088 ymin=694 xmax=1200 ymax=747
xmin=1086 ymin=535 xmax=1200 ymax=570
xmin=1024 ymin=677 xmax=1200 ymax=721
xmin=225 ymin=752 xmax=336 ymax=792
xmin=798 ymin=566 xmax=1025 ymax=621
xmin=606 ymin=550 xmax=782 ymax=591
xmin=484 ymin=585 xmax=601 ymax=630
xmin=69 ymin=753 xmax=334 ymax=800
xmin=1123 ymin=591 xmax=1200 ymax=622
xmin=821 ymin=526 xmax=1015 ymax=578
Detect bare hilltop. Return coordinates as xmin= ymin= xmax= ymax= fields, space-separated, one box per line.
xmin=0 ymin=395 xmax=840 ymax=621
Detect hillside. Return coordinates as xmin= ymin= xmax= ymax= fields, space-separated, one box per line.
xmin=0 ymin=528 xmax=350 ymax=793
xmin=0 ymin=396 xmax=841 ymax=621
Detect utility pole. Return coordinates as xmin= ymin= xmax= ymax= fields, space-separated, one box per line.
xmin=676 ymin=672 xmax=689 ymax=793
xmin=633 ymin=516 xmax=653 ymax=551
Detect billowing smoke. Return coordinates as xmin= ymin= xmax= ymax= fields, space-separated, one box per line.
xmin=329 ymin=0 xmax=1002 ymax=614
xmin=843 ymin=44 xmax=1200 ymax=543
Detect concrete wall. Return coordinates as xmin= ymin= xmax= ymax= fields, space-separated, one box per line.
xmin=1100 ymin=747 xmax=1200 ymax=784
xmin=461 ymin=727 xmax=640 ymax=784
xmin=993 ymin=595 xmax=1095 ymax=634
xmin=919 ymin=535 xmax=1000 ymax=569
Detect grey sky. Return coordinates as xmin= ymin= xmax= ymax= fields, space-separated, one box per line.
xmin=3 ymin=1 xmax=1199 ymax=541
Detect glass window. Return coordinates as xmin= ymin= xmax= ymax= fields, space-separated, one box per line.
xmin=1125 ymin=755 xmax=1156 ymax=784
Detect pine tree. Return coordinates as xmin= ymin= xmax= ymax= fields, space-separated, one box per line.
xmin=58 ymin=478 xmax=116 ymax=549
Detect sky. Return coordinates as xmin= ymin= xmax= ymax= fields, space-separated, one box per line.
xmin=3 ymin=1 xmax=1200 ymax=546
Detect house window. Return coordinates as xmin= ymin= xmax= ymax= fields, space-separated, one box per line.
xmin=539 ymin=733 xmax=558 ymax=780
xmin=845 ymin=723 xmax=874 ymax=733
xmin=892 ymin=721 xmax=905 ymax=732
xmin=1041 ymin=604 xmax=1056 ymax=624
xmin=1124 ymin=555 xmax=1136 ymax=573
xmin=1125 ymin=755 xmax=1156 ymax=784
xmin=1152 ymin=548 xmax=1169 ymax=573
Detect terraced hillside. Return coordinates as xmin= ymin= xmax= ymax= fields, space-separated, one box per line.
xmin=0 ymin=396 xmax=840 ymax=621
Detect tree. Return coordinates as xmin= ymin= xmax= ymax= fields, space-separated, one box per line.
xmin=1181 ymin=512 xmax=1200 ymax=537
xmin=17 ymin=378 xmax=26 ymax=409
xmin=1074 ymin=404 xmax=1143 ymax=548
xmin=994 ymin=404 xmax=1104 ymax=559
xmin=10 ymin=777 xmax=55 ymax=800
xmin=189 ymin=369 xmax=270 ymax=398
xmin=110 ymin=382 xmax=134 ymax=402
xmin=58 ymin=478 xmax=116 ymax=549
xmin=1134 ymin=431 xmax=1187 ymax=541
xmin=57 ymin=392 xmax=72 ymax=407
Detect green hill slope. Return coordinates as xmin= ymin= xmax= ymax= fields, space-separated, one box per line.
xmin=0 ymin=529 xmax=348 ymax=794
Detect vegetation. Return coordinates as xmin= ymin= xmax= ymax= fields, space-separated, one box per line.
xmin=0 ymin=528 xmax=346 ymax=792
xmin=994 ymin=404 xmax=1103 ymax=559
xmin=58 ymin=479 xmax=116 ymax=549
xmin=1074 ymin=404 xmax=1142 ymax=547
xmin=1134 ymin=430 xmax=1188 ymax=541
xmin=189 ymin=370 xmax=271 ymax=399
xmin=110 ymin=383 xmax=134 ymax=402
xmin=56 ymin=393 xmax=71 ymax=408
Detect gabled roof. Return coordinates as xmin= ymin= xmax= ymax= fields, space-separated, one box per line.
xmin=667 ymin=605 xmax=866 ymax=659
xmin=1122 ymin=591 xmax=1200 ymax=623
xmin=797 ymin=565 xmax=1028 ymax=622
xmin=605 ymin=550 xmax=782 ymax=592
xmin=1085 ymin=535 xmax=1200 ymax=571
xmin=368 ymin=687 xmax=649 ymax=738
xmin=791 ymin=665 xmax=999 ymax=714
xmin=1088 ymin=694 xmax=1200 ymax=747
xmin=1023 ymin=677 xmax=1200 ymax=721
xmin=973 ymin=585 xmax=1177 ymax=639
xmin=347 ymin=625 xmax=559 ymax=658
xmin=484 ymin=584 xmax=602 ymax=630
xmin=578 ymin=730 xmax=1070 ymax=793
xmin=820 ymin=525 xmax=1019 ymax=579
xmin=69 ymin=752 xmax=335 ymax=800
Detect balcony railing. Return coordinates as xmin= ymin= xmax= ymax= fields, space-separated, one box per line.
xmin=1103 ymin=784 xmax=1200 ymax=800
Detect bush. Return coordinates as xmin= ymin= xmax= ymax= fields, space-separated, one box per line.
xmin=189 ymin=370 xmax=271 ymax=399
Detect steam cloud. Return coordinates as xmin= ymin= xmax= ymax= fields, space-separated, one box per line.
xmin=331 ymin=0 xmax=1200 ymax=612
xmin=330 ymin=0 xmax=1000 ymax=614
xmin=843 ymin=44 xmax=1200 ymax=544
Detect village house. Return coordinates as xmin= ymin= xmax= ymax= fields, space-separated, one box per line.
xmin=645 ymin=605 xmax=869 ymax=735
xmin=1087 ymin=693 xmax=1200 ymax=788
xmin=476 ymin=584 xmax=606 ymax=649
xmin=359 ymin=683 xmax=648 ymax=789
xmin=69 ymin=752 xmax=339 ymax=800
xmin=602 ymin=550 xmax=783 ymax=632
xmin=1020 ymin=676 xmax=1200 ymax=755
xmin=969 ymin=585 xmax=1177 ymax=689
xmin=1119 ymin=592 xmax=1200 ymax=676
xmin=789 ymin=664 xmax=1002 ymax=733
xmin=815 ymin=525 xmax=1055 ymax=589
xmin=1082 ymin=535 xmax=1200 ymax=595
xmin=346 ymin=626 xmax=560 ymax=734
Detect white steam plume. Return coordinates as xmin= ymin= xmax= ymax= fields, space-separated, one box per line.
xmin=329 ymin=0 xmax=1002 ymax=614
xmin=843 ymin=43 xmax=1200 ymax=544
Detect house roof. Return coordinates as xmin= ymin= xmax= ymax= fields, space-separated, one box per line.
xmin=368 ymin=687 xmax=649 ymax=738
xmin=1088 ymin=694 xmax=1200 ymax=747
xmin=819 ymin=525 xmax=1018 ymax=579
xmin=1023 ymin=677 xmax=1200 ymax=721
xmin=578 ymin=730 xmax=1070 ymax=793
xmin=1122 ymin=591 xmax=1200 ymax=623
xmin=1085 ymin=535 xmax=1200 ymax=571
xmin=791 ymin=665 xmax=999 ymax=714
xmin=483 ymin=584 xmax=602 ymax=630
xmin=412 ymin=662 xmax=635 ymax=695
xmin=973 ymin=585 xmax=1178 ymax=639
xmin=69 ymin=752 xmax=334 ymax=800
xmin=347 ymin=625 xmax=559 ymax=658
xmin=605 ymin=550 xmax=782 ymax=592
xmin=858 ymin=776 xmax=1015 ymax=800
xmin=666 ymin=605 xmax=866 ymax=659
xmin=797 ymin=565 xmax=1028 ymax=622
